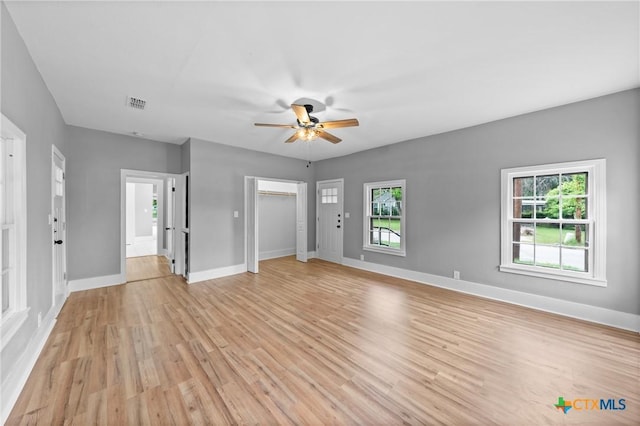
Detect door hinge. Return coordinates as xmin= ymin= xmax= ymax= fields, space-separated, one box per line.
xmin=63 ymin=272 xmax=66 ymax=280
xmin=172 ymin=259 xmax=175 ymax=264
xmin=62 ymin=172 xmax=65 ymax=180
xmin=172 ymin=187 xmax=176 ymax=192
xmin=317 ymin=243 xmax=320 ymax=249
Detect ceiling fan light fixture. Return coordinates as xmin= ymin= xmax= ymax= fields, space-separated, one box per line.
xmin=300 ymin=127 xmax=319 ymax=141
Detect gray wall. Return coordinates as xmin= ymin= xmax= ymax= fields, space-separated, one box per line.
xmin=65 ymin=126 xmax=181 ymax=279
xmin=258 ymin=193 xmax=297 ymax=258
xmin=188 ymin=138 xmax=314 ymax=273
xmin=0 ymin=2 xmax=69 ymax=382
xmin=315 ymin=89 xmax=640 ymax=315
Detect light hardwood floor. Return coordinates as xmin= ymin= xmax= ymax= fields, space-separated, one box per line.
xmin=7 ymin=256 xmax=639 ymax=425
xmin=126 ymin=255 xmax=172 ymax=283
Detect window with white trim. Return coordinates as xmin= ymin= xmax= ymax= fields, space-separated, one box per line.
xmin=1 ymin=114 xmax=28 ymax=348
xmin=500 ymin=159 xmax=606 ymax=286
xmin=363 ymin=179 xmax=406 ymax=256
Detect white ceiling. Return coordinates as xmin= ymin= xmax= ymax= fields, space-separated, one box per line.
xmin=5 ymin=1 xmax=639 ymax=161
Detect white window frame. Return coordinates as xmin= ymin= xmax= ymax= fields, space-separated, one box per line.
xmin=363 ymin=179 xmax=406 ymax=257
xmin=500 ymin=159 xmax=606 ymax=286
xmin=1 ymin=114 xmax=29 ymax=349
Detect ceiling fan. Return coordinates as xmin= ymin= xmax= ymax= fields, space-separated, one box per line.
xmin=254 ymin=104 xmax=359 ymax=144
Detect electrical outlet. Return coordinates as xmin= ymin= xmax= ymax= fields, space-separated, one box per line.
xmin=453 ymin=270 xmax=460 ymax=280
xmin=360 ymin=254 xmax=364 ymax=261
xmin=37 ymin=312 xmax=42 ymax=327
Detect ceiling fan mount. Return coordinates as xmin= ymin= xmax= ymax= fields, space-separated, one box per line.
xmin=255 ymin=103 xmax=359 ymax=144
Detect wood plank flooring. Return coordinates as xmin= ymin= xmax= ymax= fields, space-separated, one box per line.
xmin=126 ymin=255 xmax=172 ymax=282
xmin=7 ymin=256 xmax=640 ymax=425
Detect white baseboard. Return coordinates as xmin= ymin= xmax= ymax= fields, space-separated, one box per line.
xmin=1 ymin=299 xmax=62 ymax=423
xmin=307 ymin=250 xmax=316 ymax=259
xmin=259 ymin=248 xmax=296 ymax=261
xmin=342 ymin=257 xmax=640 ymax=333
xmin=68 ymin=273 xmax=125 ymax=292
xmin=188 ymin=263 xmax=247 ymax=284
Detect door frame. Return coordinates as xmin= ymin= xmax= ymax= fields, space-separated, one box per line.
xmin=125 ymin=177 xmax=164 ymax=256
xmin=51 ymin=145 xmax=67 ymax=305
xmin=244 ymin=176 xmax=308 ymax=274
xmin=316 ymin=178 xmax=344 ymax=263
xmin=120 ymin=169 xmax=184 ymax=281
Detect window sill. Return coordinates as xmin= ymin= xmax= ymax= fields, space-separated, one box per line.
xmin=1 ymin=308 xmax=30 ymax=351
xmin=499 ymin=264 xmax=606 ymax=287
xmin=363 ymin=246 xmax=406 ymax=257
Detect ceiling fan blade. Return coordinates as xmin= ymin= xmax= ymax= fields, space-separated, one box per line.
xmin=254 ymin=123 xmax=297 ymax=128
xmin=318 ymin=118 xmax=359 ymax=129
xmin=291 ymin=104 xmax=311 ymax=125
xmin=318 ymin=130 xmax=342 ymax=144
xmin=284 ymin=133 xmax=299 ymax=143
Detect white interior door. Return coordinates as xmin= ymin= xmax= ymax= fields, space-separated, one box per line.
xmin=296 ymin=182 xmax=307 ymax=262
xmin=52 ymin=146 xmax=67 ymax=303
xmin=246 ymin=177 xmax=258 ymax=273
xmin=166 ymin=177 xmax=176 ymax=273
xmin=317 ymin=179 xmax=343 ymax=264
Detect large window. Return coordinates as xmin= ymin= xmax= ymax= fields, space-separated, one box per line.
xmin=500 ymin=159 xmax=606 ymax=286
xmin=1 ymin=114 xmax=28 ymax=348
xmin=363 ymin=179 xmax=406 ymax=256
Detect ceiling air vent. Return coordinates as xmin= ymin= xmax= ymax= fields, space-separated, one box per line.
xmin=126 ymin=96 xmax=146 ymax=110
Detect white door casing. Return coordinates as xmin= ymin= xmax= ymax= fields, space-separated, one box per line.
xmin=120 ymin=170 xmax=185 ymax=281
xmin=52 ymin=145 xmax=67 ymax=302
xmin=246 ymin=177 xmax=308 ymax=273
xmin=296 ymin=182 xmax=308 ymax=262
xmin=246 ymin=177 xmax=259 ymax=273
xmin=316 ymin=179 xmax=344 ymax=264
xmin=166 ymin=177 xmax=176 ymax=273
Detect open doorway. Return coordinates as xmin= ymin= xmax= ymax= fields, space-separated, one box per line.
xmin=125 ymin=179 xmax=161 ymax=258
xmin=245 ymin=177 xmax=307 ymax=273
xmin=120 ymin=170 xmax=184 ymax=283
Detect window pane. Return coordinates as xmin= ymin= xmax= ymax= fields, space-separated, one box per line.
xmin=513 ymin=222 xmax=534 ymax=243
xmin=561 ymin=224 xmax=588 ymax=247
xmin=536 ymin=174 xmax=560 ymax=196
xmin=561 ymin=196 xmax=587 ymax=219
xmin=535 ymin=223 xmax=560 ymax=245
xmin=513 ymin=243 xmax=534 ymax=265
xmin=562 ymin=173 xmax=587 ymax=196
xmin=540 ymin=196 xmax=559 ymax=219
xmin=393 ymin=201 xmax=402 ymax=216
xmin=513 ymin=176 xmax=534 ymax=197
xmin=562 ymin=248 xmax=588 ymax=272
xmin=2 ymin=271 xmax=9 ymax=313
xmin=2 ymin=228 xmax=10 ymax=270
xmin=513 ymin=200 xmax=534 ymax=218
xmin=391 ymin=186 xmax=403 ymax=201
xmin=372 ymin=203 xmax=379 ymax=215
xmin=536 ymin=246 xmax=560 ymax=269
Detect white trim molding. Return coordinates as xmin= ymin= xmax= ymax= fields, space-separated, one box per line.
xmin=188 ymin=264 xmax=247 ymax=284
xmin=342 ymin=257 xmax=639 ymax=333
xmin=1 ymin=305 xmax=57 ymax=424
xmin=68 ymin=273 xmax=125 ymax=292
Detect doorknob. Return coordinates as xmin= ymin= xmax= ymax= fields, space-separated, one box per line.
xmin=54 ymin=240 xmax=63 ymax=245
